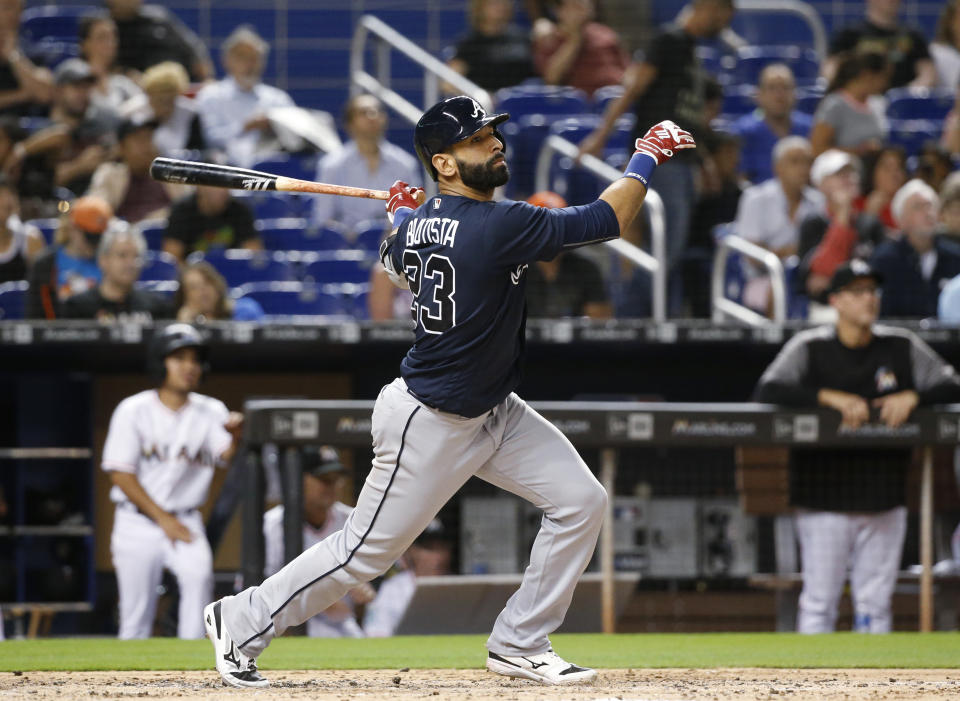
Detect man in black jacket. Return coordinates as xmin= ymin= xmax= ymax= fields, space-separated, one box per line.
xmin=755 ymin=259 xmax=960 ymax=633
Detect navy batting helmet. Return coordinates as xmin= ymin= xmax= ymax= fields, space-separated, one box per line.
xmin=148 ymin=323 xmax=210 ymax=381
xmin=414 ymin=95 xmax=509 ymax=181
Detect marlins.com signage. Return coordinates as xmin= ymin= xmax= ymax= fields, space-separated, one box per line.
xmin=670 ymin=419 xmax=757 ymax=438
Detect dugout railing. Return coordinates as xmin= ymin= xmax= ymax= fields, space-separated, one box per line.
xmin=240 ymin=399 xmax=960 ymax=634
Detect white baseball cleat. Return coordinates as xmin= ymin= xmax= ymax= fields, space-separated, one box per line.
xmin=204 ymin=599 xmax=269 ymax=688
xmin=486 ymin=648 xmax=598 ymax=685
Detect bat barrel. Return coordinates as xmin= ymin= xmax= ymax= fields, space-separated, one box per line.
xmin=149 ymin=157 xmax=279 ymax=191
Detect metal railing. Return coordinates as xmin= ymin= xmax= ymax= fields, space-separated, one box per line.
xmin=712 ymin=233 xmax=787 ymax=326
xmin=534 ymin=135 xmax=667 ymax=323
xmin=349 ymin=14 xmax=492 ymax=124
xmin=737 ymin=0 xmax=829 ymax=60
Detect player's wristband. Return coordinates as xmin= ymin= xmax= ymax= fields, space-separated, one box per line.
xmin=392 ymin=206 xmax=414 ymax=230
xmin=623 ymin=151 xmax=657 ymax=188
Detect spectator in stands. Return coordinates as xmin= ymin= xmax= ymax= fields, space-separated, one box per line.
xmin=105 ymin=0 xmax=214 ymax=82
xmin=871 ymin=179 xmax=960 ymax=318
xmin=26 ymin=194 xmax=111 ymax=318
xmin=857 ymin=145 xmax=907 ymax=235
xmin=915 ymin=142 xmax=953 ymax=194
xmin=88 ymin=114 xmax=173 ymax=223
xmin=940 ymin=174 xmax=960 ymax=242
xmin=797 ymin=150 xmax=885 ymax=306
xmin=195 ymin=25 xmax=295 ymax=168
xmin=944 ymin=85 xmax=960 ymax=157
xmin=62 ymin=220 xmax=170 ymax=321
xmin=810 ymin=52 xmax=889 ymax=158
xmin=174 ymin=261 xmax=263 ymax=323
xmin=580 ymin=0 xmax=735 ymax=279
xmin=0 ymin=173 xmax=43 ymax=283
xmin=732 ymin=64 xmax=814 ymax=185
xmin=825 ymin=0 xmax=936 ymax=89
xmin=755 ymin=259 xmax=960 ymax=633
xmin=263 ymin=446 xmax=375 ymax=638
xmin=121 ymin=62 xmax=205 ymax=157
xmin=531 ymin=0 xmax=628 ymax=97
xmin=0 ymin=0 xmax=54 ymax=116
xmin=684 ymin=130 xmax=745 ymax=316
xmin=521 ymin=189 xmax=612 ymax=318
xmin=447 ymin=0 xmax=535 ymax=93
xmin=3 ymin=59 xmax=118 ymax=198
xmin=162 ymin=185 xmax=261 ymax=262
xmin=79 ymin=13 xmax=142 ymax=112
xmin=932 ymin=0 xmax=960 ymax=89
xmin=311 ymin=94 xmax=419 ymax=235
xmin=363 ymin=518 xmax=453 ymax=638
xmin=735 ymin=136 xmax=824 ymax=314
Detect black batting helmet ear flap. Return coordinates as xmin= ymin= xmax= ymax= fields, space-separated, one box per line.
xmin=148 ymin=323 xmax=211 ymax=383
xmin=414 ymin=95 xmax=510 ymax=181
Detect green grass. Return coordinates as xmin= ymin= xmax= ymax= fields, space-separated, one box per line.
xmin=2 ymin=633 xmax=960 ymax=672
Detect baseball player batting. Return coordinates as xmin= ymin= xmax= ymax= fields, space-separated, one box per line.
xmin=203 ymin=95 xmax=694 ymax=688
xmin=103 ymin=324 xmax=244 ymax=639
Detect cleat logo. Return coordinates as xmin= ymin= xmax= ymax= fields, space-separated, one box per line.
xmin=523 ymin=658 xmax=548 ymax=670
xmin=224 ymin=643 xmax=241 ymax=669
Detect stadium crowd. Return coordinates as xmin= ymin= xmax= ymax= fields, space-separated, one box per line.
xmin=0 ymin=0 xmax=959 ymax=323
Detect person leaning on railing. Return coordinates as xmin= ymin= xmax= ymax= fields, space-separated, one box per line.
xmin=753 ymin=259 xmax=960 ymax=634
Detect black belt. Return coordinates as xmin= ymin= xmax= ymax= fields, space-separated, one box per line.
xmin=117 ymin=502 xmax=197 ymax=519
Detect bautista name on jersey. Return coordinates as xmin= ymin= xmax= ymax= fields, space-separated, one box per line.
xmin=102 ymin=390 xmax=233 ymax=512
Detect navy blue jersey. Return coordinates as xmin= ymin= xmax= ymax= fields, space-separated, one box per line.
xmin=386 ymin=194 xmax=619 ymax=417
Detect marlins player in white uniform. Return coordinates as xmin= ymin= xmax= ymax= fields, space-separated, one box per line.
xmin=263 ymin=445 xmax=374 ymax=637
xmin=204 ymin=97 xmax=695 ymax=688
xmin=103 ymin=324 xmax=243 ymax=639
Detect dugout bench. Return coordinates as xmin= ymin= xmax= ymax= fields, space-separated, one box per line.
xmin=241 ymin=400 xmax=960 ymax=633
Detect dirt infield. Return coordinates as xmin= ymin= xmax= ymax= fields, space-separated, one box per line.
xmin=1 ymin=668 xmax=958 ymax=700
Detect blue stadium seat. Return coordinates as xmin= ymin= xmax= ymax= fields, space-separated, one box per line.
xmin=186 ymin=249 xmax=295 ymax=287
xmin=25 ymin=218 xmax=59 ymax=245
xmin=140 ymin=251 xmax=179 ymax=282
xmin=236 ymin=191 xmax=304 ymax=219
xmin=19 ymin=5 xmax=97 ymax=45
xmin=495 ymin=84 xmax=590 ymax=119
xmin=138 ymin=218 xmax=168 ymax=251
xmin=18 ymin=116 xmax=53 ymax=133
xmin=722 ymin=84 xmax=757 ymax=119
xmin=795 ymin=87 xmax=823 ymax=116
xmin=888 ymin=119 xmax=942 ymax=157
xmin=885 ymin=88 xmax=954 ymax=121
xmin=232 ymin=281 xmax=348 ymax=317
xmin=353 ymin=220 xmax=388 ymax=252
xmin=135 ymin=280 xmax=179 ymax=298
xmin=302 ymin=250 xmax=377 ymax=285
xmin=500 ymin=114 xmax=555 ymax=199
xmin=593 ymin=84 xmax=624 ymax=114
xmin=540 ymin=115 xmax=633 ymax=204
xmin=732 ymin=46 xmax=820 ymax=87
xmin=0 ymin=281 xmax=28 ymax=320
xmin=254 ymin=218 xmax=314 ymax=250
xmin=251 ymin=154 xmax=319 ymax=183
xmin=342 ymin=283 xmax=370 ymax=320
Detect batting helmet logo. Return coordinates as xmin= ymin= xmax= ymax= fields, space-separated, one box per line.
xmin=414 ymin=95 xmax=510 ymax=181
xmin=147 ymin=323 xmax=211 ymax=382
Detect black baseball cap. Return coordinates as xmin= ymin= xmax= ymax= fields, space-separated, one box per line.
xmin=827 ymin=259 xmax=884 ymax=295
xmin=302 ymin=445 xmax=346 ymax=479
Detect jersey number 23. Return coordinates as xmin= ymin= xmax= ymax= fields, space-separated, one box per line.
xmin=403 ymin=250 xmax=456 ymax=334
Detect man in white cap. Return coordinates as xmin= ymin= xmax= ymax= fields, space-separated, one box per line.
xmin=871 ymin=179 xmax=960 ymax=318
xmin=797 ymin=149 xmax=885 ymax=306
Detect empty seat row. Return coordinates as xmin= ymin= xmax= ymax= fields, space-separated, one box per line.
xmin=184 ymin=248 xmax=378 ymax=288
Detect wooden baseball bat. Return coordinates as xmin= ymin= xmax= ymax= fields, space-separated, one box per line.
xmin=149 ymin=157 xmax=390 ymax=200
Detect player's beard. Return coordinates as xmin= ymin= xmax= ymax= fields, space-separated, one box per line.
xmin=456 ymin=154 xmax=510 ymax=191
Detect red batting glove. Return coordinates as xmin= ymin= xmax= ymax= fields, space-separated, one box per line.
xmin=386 ymin=180 xmax=425 ymax=227
xmin=633 ymin=120 xmax=696 ymax=165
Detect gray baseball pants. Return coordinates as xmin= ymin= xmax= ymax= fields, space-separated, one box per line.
xmin=223 ymin=377 xmax=606 ymax=657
